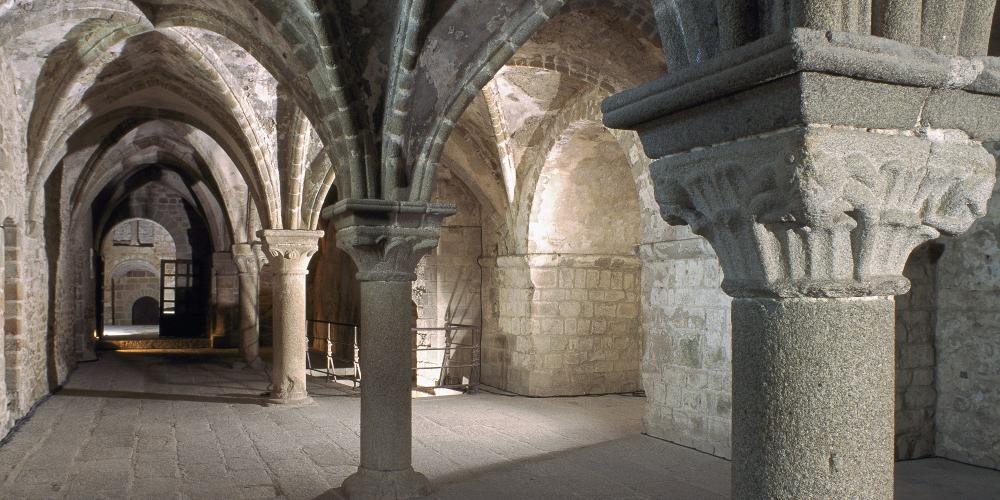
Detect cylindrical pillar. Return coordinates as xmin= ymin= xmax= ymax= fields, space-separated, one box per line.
xmin=233 ymin=243 xmax=264 ymax=369
xmin=236 ymin=269 xmax=261 ymax=367
xmin=331 ymin=199 xmax=454 ymax=499
xmin=342 ymin=279 xmax=429 ymax=498
xmin=269 ymin=266 xmax=310 ymax=403
xmin=358 ymin=279 xmax=415 ymax=472
xmin=258 ymin=230 xmax=323 ymax=406
xmin=731 ymin=296 xmax=895 ymax=499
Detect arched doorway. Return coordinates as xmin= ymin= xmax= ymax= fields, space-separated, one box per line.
xmin=131 ymin=296 xmax=159 ymax=325
xmin=101 ymin=219 xmax=176 ymax=337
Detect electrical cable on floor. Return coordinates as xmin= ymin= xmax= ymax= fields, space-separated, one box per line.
xmin=475 ymin=385 xmax=645 ymax=399
xmin=0 ymin=394 xmax=52 ymax=447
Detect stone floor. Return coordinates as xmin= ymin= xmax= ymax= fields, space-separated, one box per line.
xmin=102 ymin=325 xmax=160 ymax=338
xmin=0 ymin=351 xmax=995 ymax=499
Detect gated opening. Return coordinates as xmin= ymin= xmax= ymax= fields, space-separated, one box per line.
xmin=160 ymin=260 xmax=208 ymax=338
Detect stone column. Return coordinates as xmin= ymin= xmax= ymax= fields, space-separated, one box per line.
xmin=210 ymin=251 xmax=240 ymax=347
xmin=232 ymin=243 xmax=265 ymax=369
xmin=604 ymin=28 xmax=1000 ymax=498
xmin=257 ymin=230 xmax=324 ymax=405
xmin=328 ymin=199 xmax=454 ymax=500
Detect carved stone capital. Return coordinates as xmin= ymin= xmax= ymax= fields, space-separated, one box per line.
xmin=652 ymin=126 xmax=995 ymax=298
xmin=256 ymin=230 xmax=324 ymax=275
xmin=231 ymin=243 xmax=262 ymax=275
xmin=326 ymin=199 xmax=456 ymax=282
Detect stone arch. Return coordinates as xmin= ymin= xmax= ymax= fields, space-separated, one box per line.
xmin=526 ymin=121 xmax=641 ymax=255
xmin=101 ymin=189 xmax=194 ymax=260
xmin=109 ymin=258 xmax=160 ymax=280
xmin=101 ymin=219 xmax=176 ymax=326
xmin=68 ymin=120 xmax=245 ymax=252
xmin=477 ymin=115 xmax=645 ymax=396
xmin=145 ymin=3 xmax=364 ymax=199
xmin=5 ymin=3 xmax=333 ymax=233
xmin=26 ymin=30 xmax=282 ymax=230
xmin=510 ymin=92 xmax=615 ymax=252
xmin=408 ymin=0 xmax=665 ymax=201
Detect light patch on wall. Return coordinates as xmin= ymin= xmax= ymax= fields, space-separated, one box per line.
xmin=528 ymin=121 xmax=640 ymax=255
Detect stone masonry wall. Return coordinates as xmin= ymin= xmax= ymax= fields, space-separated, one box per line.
xmin=106 ymin=184 xmax=206 ymax=260
xmin=639 ymin=235 xmax=732 ymax=458
xmin=2 ymin=220 xmax=25 ymax=419
xmin=3 ymin=220 xmax=48 ymax=421
xmin=483 ymin=253 xmax=641 ymax=396
xmin=0 ymin=223 xmax=9 ymax=437
xmin=101 ymin=220 xmax=177 ymax=326
xmin=110 ymin=272 xmax=160 ymax=326
xmin=894 ymin=244 xmax=940 ymax=460
xmin=934 ymin=156 xmax=1000 ymax=470
xmin=414 ymin=225 xmax=483 ymax=388
xmin=623 ymin=133 xmax=734 ymax=459
xmin=413 ymin=167 xmax=484 ymax=387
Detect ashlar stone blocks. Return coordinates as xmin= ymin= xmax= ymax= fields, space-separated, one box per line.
xmin=484 ymin=253 xmax=641 ymax=397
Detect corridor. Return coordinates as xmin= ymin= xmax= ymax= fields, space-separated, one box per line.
xmin=0 ymin=352 xmax=996 ymax=499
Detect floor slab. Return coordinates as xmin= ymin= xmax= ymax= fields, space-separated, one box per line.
xmin=0 ymin=351 xmax=995 ymax=499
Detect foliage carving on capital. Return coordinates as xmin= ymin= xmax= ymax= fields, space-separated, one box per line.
xmin=256 ymin=230 xmax=324 ymax=274
xmin=329 ymin=199 xmax=456 ymax=282
xmin=232 ymin=243 xmax=263 ymax=275
xmin=653 ymin=127 xmax=996 ymax=298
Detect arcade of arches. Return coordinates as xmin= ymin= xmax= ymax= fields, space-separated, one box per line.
xmin=0 ymin=1 xmax=999 ymax=499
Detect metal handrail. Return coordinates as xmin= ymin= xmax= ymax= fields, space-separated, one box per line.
xmin=306 ymin=319 xmax=360 ymax=389
xmin=307 ymin=319 xmax=359 ymax=328
xmin=304 ymin=320 xmax=482 ymax=393
xmin=412 ymin=323 xmax=481 ymax=392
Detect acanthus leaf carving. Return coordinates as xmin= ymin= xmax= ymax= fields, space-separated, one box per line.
xmin=654 ymin=126 xmax=996 ymax=298
xmin=329 ymin=199 xmax=456 ymax=282
xmin=257 ymin=230 xmax=324 ymax=274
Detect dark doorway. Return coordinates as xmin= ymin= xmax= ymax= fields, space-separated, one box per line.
xmin=160 ymin=259 xmax=208 ymax=337
xmin=132 ymin=296 xmax=159 ymax=325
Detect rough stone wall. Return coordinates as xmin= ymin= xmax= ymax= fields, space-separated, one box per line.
xmin=0 ymin=223 xmax=9 ymax=437
xmin=3 ymin=222 xmax=50 ymax=421
xmin=483 ymin=254 xmax=641 ymax=396
xmin=2 ymin=220 xmax=27 ymax=418
xmin=0 ymin=133 xmax=54 ymax=425
xmin=101 ymin=221 xmax=177 ymax=326
xmin=105 ymin=183 xmax=208 ymax=260
xmin=639 ymin=234 xmax=732 ymax=458
xmin=413 ymin=167 xmax=484 ymax=387
xmin=934 ymin=155 xmax=1000 ymax=470
xmin=15 ymin=240 xmax=50 ymax=415
xmin=109 ymin=272 xmax=160 ymax=326
xmin=895 ymin=244 xmax=940 ymax=460
xmin=605 ymin=123 xmax=736 ymax=459
xmin=417 ymin=169 xmax=483 ymax=330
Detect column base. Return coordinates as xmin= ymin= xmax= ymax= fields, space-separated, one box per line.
xmin=231 ymin=358 xmax=266 ymax=370
xmin=341 ymin=467 xmax=431 ymax=500
xmin=265 ymin=395 xmax=315 ymax=407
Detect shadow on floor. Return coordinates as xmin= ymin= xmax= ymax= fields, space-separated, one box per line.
xmin=55 ymin=387 xmax=268 ymax=406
